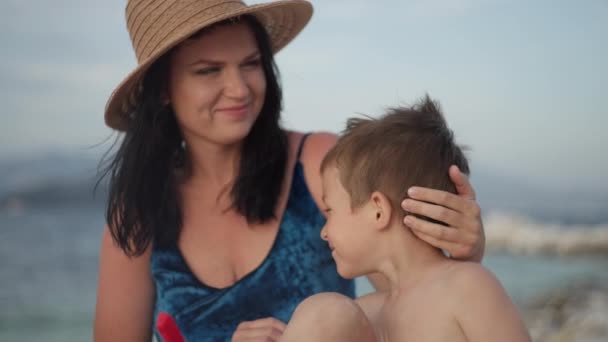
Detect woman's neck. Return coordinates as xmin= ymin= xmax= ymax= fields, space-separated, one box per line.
xmin=185 ymin=138 xmax=242 ymax=186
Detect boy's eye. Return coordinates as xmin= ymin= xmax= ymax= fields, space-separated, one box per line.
xmin=323 ymin=208 xmax=332 ymax=213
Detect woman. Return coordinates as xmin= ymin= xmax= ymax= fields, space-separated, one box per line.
xmin=94 ymin=1 xmax=485 ymax=341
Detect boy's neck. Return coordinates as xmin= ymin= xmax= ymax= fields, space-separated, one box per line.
xmin=374 ymin=221 xmax=452 ymax=293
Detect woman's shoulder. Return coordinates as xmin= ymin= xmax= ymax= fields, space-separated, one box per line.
xmin=285 ymin=130 xmax=337 ymax=165
xmin=285 ymin=130 xmax=338 ymax=209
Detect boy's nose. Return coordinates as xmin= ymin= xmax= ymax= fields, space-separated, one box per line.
xmin=320 ymin=226 xmax=328 ymax=241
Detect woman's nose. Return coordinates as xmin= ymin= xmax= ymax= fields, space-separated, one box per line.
xmin=223 ymin=68 xmax=249 ymax=99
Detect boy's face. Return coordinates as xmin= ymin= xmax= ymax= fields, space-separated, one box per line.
xmin=320 ymin=166 xmax=376 ymax=279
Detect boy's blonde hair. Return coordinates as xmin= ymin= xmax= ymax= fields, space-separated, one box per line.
xmin=321 ymin=96 xmax=470 ymax=219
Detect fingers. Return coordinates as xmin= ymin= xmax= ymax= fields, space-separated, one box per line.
xmin=449 ymin=165 xmax=476 ymax=200
xmin=239 ymin=318 xmax=286 ymax=330
xmin=232 ymin=326 xmax=283 ymax=341
xmin=405 ymin=215 xmax=478 ymax=258
xmin=402 ymin=166 xmax=485 ymax=261
xmin=401 ymin=193 xmax=482 ymax=244
xmin=404 ymin=214 xmax=477 ymax=247
xmin=405 ymin=187 xmax=481 ymax=219
xmin=410 ymin=230 xmax=475 ymax=259
xmin=405 ymin=211 xmax=484 ymax=260
xmin=232 ymin=318 xmax=286 ymax=342
xmin=402 ymin=198 xmax=464 ymax=229
xmin=402 ymin=197 xmax=482 ymax=244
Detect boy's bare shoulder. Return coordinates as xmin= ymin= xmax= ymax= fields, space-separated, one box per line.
xmin=446 ymin=261 xmax=495 ymax=278
xmin=441 ymin=264 xmax=532 ymax=341
xmin=380 ymin=263 xmax=529 ymax=342
xmin=444 ymin=261 xmax=505 ymax=296
xmin=443 ymin=262 xmax=525 ymax=327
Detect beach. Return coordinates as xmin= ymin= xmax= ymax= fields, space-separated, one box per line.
xmin=1 ymin=157 xmax=607 ymax=341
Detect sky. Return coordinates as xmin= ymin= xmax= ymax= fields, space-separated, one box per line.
xmin=1 ymin=0 xmax=607 ymax=193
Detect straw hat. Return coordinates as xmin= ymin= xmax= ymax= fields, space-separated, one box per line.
xmin=105 ymin=0 xmax=313 ymax=131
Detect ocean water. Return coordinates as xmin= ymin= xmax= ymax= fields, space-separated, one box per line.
xmin=0 ymin=206 xmax=101 ymax=341
xmin=1 ymin=203 xmax=607 ymax=341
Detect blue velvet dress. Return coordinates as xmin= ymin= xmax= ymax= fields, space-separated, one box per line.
xmin=150 ymin=136 xmax=355 ymax=341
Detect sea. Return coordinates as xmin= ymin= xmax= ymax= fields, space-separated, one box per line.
xmin=1 ymin=153 xmax=607 ymax=341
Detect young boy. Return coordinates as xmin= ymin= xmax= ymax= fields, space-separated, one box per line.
xmin=280 ymin=97 xmax=531 ymax=342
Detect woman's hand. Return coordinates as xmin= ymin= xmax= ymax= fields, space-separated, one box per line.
xmin=232 ymin=317 xmax=286 ymax=342
xmin=401 ymin=165 xmax=485 ymax=261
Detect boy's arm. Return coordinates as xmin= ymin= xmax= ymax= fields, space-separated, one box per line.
xmin=452 ymin=264 xmax=531 ymax=342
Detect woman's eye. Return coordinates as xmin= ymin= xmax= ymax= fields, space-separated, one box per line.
xmin=194 ymin=67 xmax=219 ymax=75
xmin=242 ymin=59 xmax=261 ymax=69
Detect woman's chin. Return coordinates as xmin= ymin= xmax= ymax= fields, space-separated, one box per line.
xmin=212 ymin=125 xmax=255 ymax=145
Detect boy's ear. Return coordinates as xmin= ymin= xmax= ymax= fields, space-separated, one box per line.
xmin=369 ymin=191 xmax=392 ymax=230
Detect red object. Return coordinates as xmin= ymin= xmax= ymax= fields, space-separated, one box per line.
xmin=157 ymin=312 xmax=186 ymax=342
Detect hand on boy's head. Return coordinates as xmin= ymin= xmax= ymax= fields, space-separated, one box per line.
xmin=401 ymin=164 xmax=484 ymax=261
xmin=449 ymin=165 xmax=476 ymax=201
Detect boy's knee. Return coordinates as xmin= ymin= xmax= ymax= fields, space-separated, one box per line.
xmin=286 ymin=293 xmax=375 ymax=342
xmin=292 ymin=292 xmax=366 ymax=325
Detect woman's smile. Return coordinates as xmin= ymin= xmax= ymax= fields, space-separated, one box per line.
xmin=216 ymin=103 xmax=251 ymax=120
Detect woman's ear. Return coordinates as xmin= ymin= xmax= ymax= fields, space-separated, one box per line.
xmin=161 ymin=94 xmax=171 ymax=106
xmin=369 ymin=191 xmax=392 ymax=230
xmin=160 ymin=87 xmax=171 ymax=106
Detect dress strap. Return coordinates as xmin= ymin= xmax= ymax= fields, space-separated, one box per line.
xmin=296 ymin=133 xmax=312 ymax=160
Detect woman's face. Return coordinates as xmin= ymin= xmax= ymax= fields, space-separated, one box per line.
xmin=168 ymin=22 xmax=266 ymax=146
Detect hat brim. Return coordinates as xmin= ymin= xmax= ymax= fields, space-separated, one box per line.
xmin=105 ymin=0 xmax=313 ymax=131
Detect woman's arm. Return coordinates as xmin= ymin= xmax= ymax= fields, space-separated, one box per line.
xmin=94 ymin=226 xmax=156 ymax=342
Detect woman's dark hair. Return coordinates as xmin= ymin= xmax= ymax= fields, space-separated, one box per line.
xmin=98 ymin=15 xmax=287 ymax=257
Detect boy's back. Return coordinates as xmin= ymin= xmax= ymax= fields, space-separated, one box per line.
xmin=357 ymin=260 xmax=530 ymax=342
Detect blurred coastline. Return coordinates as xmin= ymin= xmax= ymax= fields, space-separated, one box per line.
xmin=1 ymin=153 xmax=607 ymax=341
